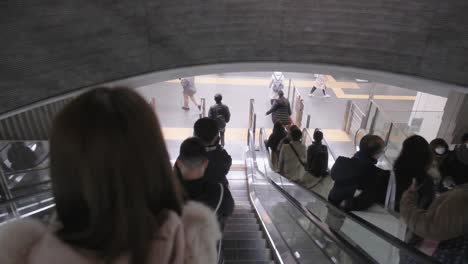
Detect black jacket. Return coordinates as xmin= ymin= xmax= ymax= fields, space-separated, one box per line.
xmin=328 ymin=152 xmax=390 ymax=211
xmin=204 ymin=144 xmax=232 ymax=186
xmin=266 ymin=130 xmax=287 ymax=153
xmin=182 ymin=177 xmax=234 ymax=219
xmin=443 ymin=147 xmax=468 ymax=186
xmin=266 ymin=98 xmax=291 ymax=125
xmin=306 ymin=142 xmax=328 ymax=176
xmin=208 ymin=103 xmax=231 ymax=129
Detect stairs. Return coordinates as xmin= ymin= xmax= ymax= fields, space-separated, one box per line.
xmin=223 ymin=169 xmax=275 ymax=264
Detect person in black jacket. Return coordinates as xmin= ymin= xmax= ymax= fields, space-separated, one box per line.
xmin=266 ymin=121 xmax=287 ymax=169
xmin=443 ymin=133 xmax=468 ymax=186
xmin=194 ymin=117 xmax=232 ymax=187
xmin=306 ymin=129 xmax=329 ymax=177
xmin=175 ymin=137 xmax=234 ymax=226
xmin=266 ymin=90 xmax=292 ymax=126
xmin=208 ymin=93 xmax=231 ymax=146
xmin=394 ymin=135 xmax=435 ymax=212
xmin=328 ymin=135 xmax=390 ymax=211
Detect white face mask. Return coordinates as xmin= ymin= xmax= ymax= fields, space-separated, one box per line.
xmin=435 ymin=147 xmax=446 ymax=155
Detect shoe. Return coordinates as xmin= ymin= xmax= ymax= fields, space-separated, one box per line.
xmin=308 ymin=93 xmax=315 ymax=97
xmin=197 ymin=105 xmax=201 ymax=110
xmin=182 ymin=107 xmax=190 ymax=110
xmin=324 ymin=94 xmax=331 ymax=98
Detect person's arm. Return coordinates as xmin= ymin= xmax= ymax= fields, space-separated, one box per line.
xmin=266 ymin=102 xmax=280 ymax=115
xmin=400 ymin=184 xmax=468 ymax=241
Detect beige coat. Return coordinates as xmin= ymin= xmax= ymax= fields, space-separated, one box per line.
xmin=0 ymin=202 xmax=221 ymax=264
xmin=400 ymin=183 xmax=468 ymax=241
xmin=279 ymin=141 xmax=307 ymax=181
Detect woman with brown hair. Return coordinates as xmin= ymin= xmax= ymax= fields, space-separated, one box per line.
xmin=0 ymin=88 xmax=220 ymax=264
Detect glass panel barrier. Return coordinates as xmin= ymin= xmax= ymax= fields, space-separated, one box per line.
xmin=255 ymin=128 xmax=437 ymax=264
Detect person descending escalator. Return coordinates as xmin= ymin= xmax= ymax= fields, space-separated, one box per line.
xmin=266 ymin=121 xmax=288 ymax=170
xmin=266 ymin=90 xmax=292 ymax=127
xmin=306 ymin=129 xmax=329 ymax=177
xmin=443 ymin=133 xmax=468 ymax=186
xmin=0 ymin=87 xmax=221 ymax=264
xmin=278 ymin=126 xmax=306 ymax=182
xmin=194 ymin=117 xmax=232 ymax=187
xmin=7 ymin=142 xmax=36 ymax=171
xmin=208 ymin=93 xmax=231 ymax=147
xmin=328 ymin=135 xmax=390 ymax=211
xmin=175 ymin=137 xmax=234 ymax=227
xmin=394 ymin=135 xmax=436 ymax=213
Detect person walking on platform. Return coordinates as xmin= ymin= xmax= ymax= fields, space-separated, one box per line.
xmin=266 ymin=90 xmax=292 ymax=127
xmin=309 ymin=74 xmax=330 ymax=98
xmin=269 ymin=72 xmax=285 ymax=104
xmin=180 ymin=76 xmax=201 ymax=111
xmin=208 ymin=94 xmax=231 ymax=147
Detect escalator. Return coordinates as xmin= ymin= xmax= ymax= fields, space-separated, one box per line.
xmin=223 ymin=168 xmax=275 ymax=263
xmin=0 ymin=134 xmax=440 ymax=264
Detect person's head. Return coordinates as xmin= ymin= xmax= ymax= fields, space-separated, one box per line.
xmin=394 ymin=135 xmax=433 ymax=173
xmin=313 ymin=129 xmax=324 ymax=143
xmin=194 ymin=117 xmax=219 ymax=145
xmin=430 ymin=138 xmax=449 ymax=156
xmin=214 ymin=93 xmax=222 ymax=104
xmin=50 ymin=87 xmax=182 ymax=264
xmin=359 ymin=134 xmax=385 ymax=159
xmin=176 ymin=137 xmax=209 ymax=181
xmin=289 ymin=125 xmax=302 ymax=141
xmin=278 ymin=90 xmax=284 ymax=98
xmin=462 ymin=133 xmax=468 ymax=145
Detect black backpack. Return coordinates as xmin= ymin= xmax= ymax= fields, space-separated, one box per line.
xmin=308 ymin=145 xmax=328 ymax=177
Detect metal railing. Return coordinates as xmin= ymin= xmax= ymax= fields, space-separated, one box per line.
xmin=287 ymin=79 xmax=305 ymax=128
xmin=254 ymin=127 xmax=438 ymax=264
xmin=199 ymin=98 xmax=206 ymax=118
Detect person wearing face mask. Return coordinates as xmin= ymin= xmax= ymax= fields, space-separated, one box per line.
xmin=444 ymin=133 xmax=468 ymax=186
xmin=429 ymin=138 xmax=451 ymax=192
xmin=328 ymin=135 xmax=390 ymax=211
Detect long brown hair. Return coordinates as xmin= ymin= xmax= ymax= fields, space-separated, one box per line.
xmin=50 ymin=87 xmax=182 ymax=263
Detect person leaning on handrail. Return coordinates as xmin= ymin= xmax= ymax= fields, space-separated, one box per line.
xmin=0 ymin=87 xmax=221 ymax=264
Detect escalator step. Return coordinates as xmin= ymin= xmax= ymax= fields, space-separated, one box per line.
xmin=224 ymin=260 xmax=275 ymax=264
xmin=223 ymin=239 xmax=267 ymax=249
xmin=230 ymin=212 xmax=256 ymax=218
xmin=224 ymin=249 xmax=271 ymax=261
xmin=226 ymin=218 xmax=258 ymax=225
xmin=224 ymin=231 xmax=263 ymax=240
xmin=231 ymin=190 xmax=248 ymax=196
xmin=224 ymin=224 xmax=260 ymax=232
xmin=233 ymin=208 xmax=254 ymax=214
xmin=232 ymin=196 xmax=249 ymax=202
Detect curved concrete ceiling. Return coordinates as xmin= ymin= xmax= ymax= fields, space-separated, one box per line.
xmin=1 ymin=0 xmax=467 ymax=114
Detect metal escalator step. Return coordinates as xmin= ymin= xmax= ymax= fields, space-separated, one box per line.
xmin=227 ymin=173 xmax=247 ymax=180
xmin=231 ymin=190 xmax=248 ymax=196
xmin=224 ymin=249 xmax=272 ymax=261
xmin=229 ymin=181 xmax=247 ymax=190
xmin=230 ymin=212 xmax=256 ymax=218
xmin=224 ymin=260 xmax=275 ymax=264
xmin=233 ymin=208 xmax=254 ymax=214
xmin=224 ymin=224 xmax=260 ymax=232
xmin=233 ymin=196 xmax=249 ymax=201
xmin=233 ymin=201 xmax=251 ymax=207
xmin=223 ymin=239 xmax=267 ymax=249
xmin=233 ymin=204 xmax=253 ymax=210
xmin=224 ymin=231 xmax=263 ymax=240
xmin=226 ymin=218 xmax=258 ymax=225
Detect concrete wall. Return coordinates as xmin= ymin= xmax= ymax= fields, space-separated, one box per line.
xmin=1 ymin=0 xmax=468 ymax=113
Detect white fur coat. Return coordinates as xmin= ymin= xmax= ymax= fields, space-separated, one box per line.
xmin=0 ymin=201 xmax=221 ymax=264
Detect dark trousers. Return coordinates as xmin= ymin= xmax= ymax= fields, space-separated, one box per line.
xmin=219 ymin=128 xmax=225 ymax=146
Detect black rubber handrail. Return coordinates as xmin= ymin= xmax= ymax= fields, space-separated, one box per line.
xmin=257 ymin=127 xmax=439 ymax=264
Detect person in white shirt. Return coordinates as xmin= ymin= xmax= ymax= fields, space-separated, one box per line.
xmin=309 ymin=74 xmax=330 ymax=98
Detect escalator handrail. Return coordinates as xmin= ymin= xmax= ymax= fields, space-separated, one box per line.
xmin=252 ymin=129 xmax=376 ymax=264
xmin=257 ymin=127 xmax=439 ymax=264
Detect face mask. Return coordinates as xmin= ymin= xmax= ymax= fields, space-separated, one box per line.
xmin=435 ymin=147 xmax=446 ymax=155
